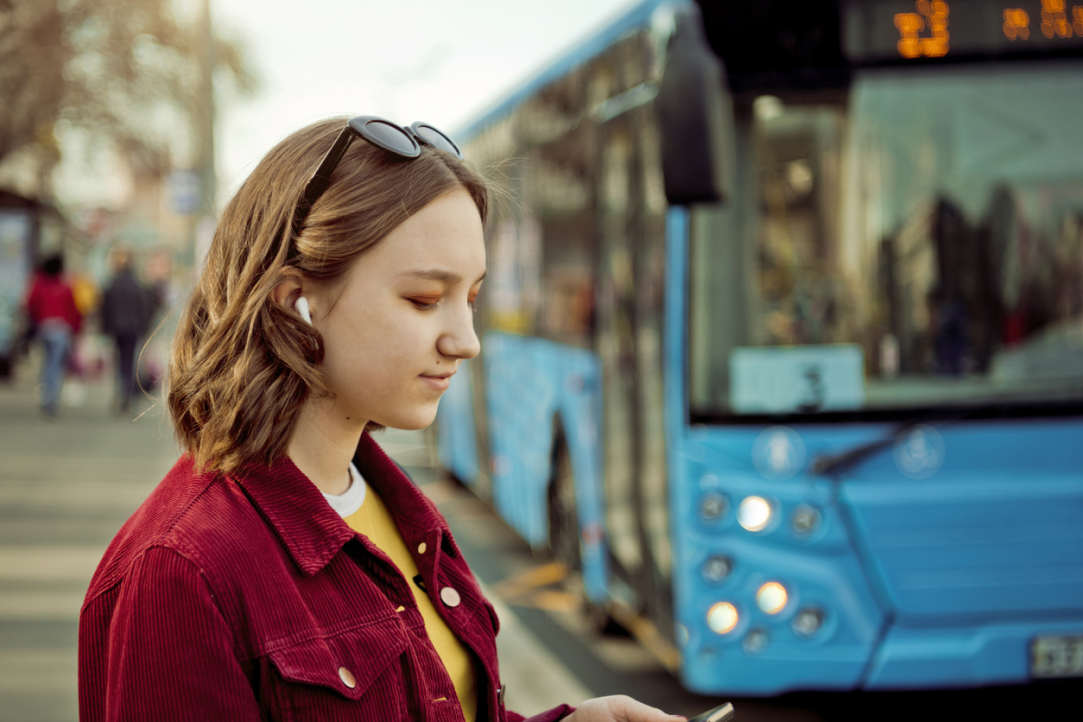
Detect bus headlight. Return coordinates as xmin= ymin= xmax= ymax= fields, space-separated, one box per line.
xmin=737 ymin=496 xmax=773 ymax=532
xmin=699 ymin=493 xmax=728 ymax=522
xmin=743 ymin=628 xmax=769 ymax=654
xmin=701 ymin=555 xmax=732 ymax=584
xmin=707 ymin=602 xmax=739 ymax=634
xmin=791 ymin=505 xmax=821 ymax=535
xmin=756 ymin=582 xmax=788 ymax=614
xmin=793 ymin=608 xmax=824 ymax=637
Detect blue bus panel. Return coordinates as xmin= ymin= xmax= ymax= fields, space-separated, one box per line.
xmin=436 ymin=358 xmax=480 ymax=488
xmin=671 ymin=420 xmax=1083 ymax=693
xmin=439 ymin=333 xmax=610 ymax=603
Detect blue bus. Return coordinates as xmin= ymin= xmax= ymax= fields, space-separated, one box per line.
xmin=437 ymin=0 xmax=1083 ymax=695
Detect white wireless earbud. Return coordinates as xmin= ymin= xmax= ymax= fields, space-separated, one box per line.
xmin=295 ymin=296 xmax=312 ymax=325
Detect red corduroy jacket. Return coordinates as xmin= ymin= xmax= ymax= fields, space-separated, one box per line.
xmin=78 ymin=433 xmax=575 ymax=722
xmin=25 ymin=274 xmax=82 ymax=333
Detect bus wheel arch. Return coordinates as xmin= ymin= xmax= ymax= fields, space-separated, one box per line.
xmin=547 ymin=418 xmax=620 ymax=635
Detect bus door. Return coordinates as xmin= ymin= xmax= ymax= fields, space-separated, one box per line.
xmin=596 ymin=81 xmax=673 ymax=632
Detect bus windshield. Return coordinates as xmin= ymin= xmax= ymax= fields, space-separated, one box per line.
xmin=690 ymin=62 xmax=1083 ymax=418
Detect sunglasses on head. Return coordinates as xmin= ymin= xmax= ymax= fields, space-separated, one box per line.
xmin=289 ymin=115 xmax=464 ymax=246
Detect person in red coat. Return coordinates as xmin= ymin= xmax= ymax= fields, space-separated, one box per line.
xmin=79 ymin=117 xmax=684 ymax=722
xmin=24 ymin=254 xmax=82 ymax=418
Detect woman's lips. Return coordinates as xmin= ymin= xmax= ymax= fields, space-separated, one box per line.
xmin=419 ymin=374 xmax=452 ymax=391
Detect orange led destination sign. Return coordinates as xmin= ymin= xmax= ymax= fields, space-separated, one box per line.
xmin=1002 ymin=0 xmax=1083 ymax=40
xmin=845 ymin=0 xmax=1083 ymax=62
xmin=895 ymin=0 xmax=951 ymax=57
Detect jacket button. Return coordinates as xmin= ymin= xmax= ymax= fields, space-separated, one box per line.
xmin=418 ymin=542 xmax=427 ymax=554
xmin=440 ymin=587 xmax=461 ymax=607
xmin=338 ymin=666 xmax=356 ymax=689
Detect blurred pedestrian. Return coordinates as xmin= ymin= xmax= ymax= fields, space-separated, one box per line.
xmin=100 ymin=249 xmax=154 ymax=412
xmin=79 ymin=117 xmax=683 ymax=722
xmin=24 ymin=254 xmax=82 ymax=418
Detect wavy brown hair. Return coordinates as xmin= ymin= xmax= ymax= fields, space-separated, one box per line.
xmin=169 ymin=118 xmax=489 ymax=474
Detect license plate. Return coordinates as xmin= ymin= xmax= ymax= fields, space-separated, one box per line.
xmin=1031 ymin=636 xmax=1083 ymax=678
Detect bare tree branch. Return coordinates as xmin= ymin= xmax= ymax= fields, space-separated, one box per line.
xmin=0 ymin=0 xmax=254 ymax=193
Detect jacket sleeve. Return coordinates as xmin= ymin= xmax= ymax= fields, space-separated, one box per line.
xmin=64 ymin=286 xmax=82 ymax=334
xmin=99 ymin=285 xmax=114 ymax=336
xmin=509 ymin=704 xmax=577 ymax=722
xmin=79 ymin=546 xmax=261 ymax=722
xmin=24 ymin=280 xmax=41 ymax=323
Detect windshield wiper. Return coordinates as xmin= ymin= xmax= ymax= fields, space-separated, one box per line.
xmin=810 ymin=417 xmax=955 ymax=478
xmin=810 ymin=407 xmax=983 ymax=478
xmin=809 ymin=430 xmax=906 ymax=477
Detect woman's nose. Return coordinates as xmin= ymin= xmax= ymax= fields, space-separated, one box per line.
xmin=437 ymin=305 xmax=481 ymax=360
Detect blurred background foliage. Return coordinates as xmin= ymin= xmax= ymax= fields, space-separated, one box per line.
xmin=0 ymin=0 xmax=255 ymax=197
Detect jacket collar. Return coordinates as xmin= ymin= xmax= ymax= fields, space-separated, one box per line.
xmin=232 ymin=455 xmax=353 ymax=576
xmin=351 ymin=432 xmax=451 ymax=537
xmin=232 ymin=432 xmax=447 ymax=576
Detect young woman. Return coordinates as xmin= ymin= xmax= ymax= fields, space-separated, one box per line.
xmin=78 ymin=117 xmax=685 ymax=722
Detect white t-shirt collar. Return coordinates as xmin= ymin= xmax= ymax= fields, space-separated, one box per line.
xmin=321 ymin=462 xmax=367 ymax=518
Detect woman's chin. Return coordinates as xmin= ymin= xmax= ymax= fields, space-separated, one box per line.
xmin=376 ymin=406 xmax=438 ymax=432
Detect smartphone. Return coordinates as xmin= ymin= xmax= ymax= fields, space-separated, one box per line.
xmin=687 ymin=701 xmax=735 ymax=722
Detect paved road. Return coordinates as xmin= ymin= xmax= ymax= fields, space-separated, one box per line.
xmin=0 ymin=364 xmax=178 ymax=721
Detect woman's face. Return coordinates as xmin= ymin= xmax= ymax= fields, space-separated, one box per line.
xmin=310 ymin=189 xmax=485 ymax=430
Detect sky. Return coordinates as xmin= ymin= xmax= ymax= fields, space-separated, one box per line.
xmin=213 ymin=0 xmax=640 ymax=205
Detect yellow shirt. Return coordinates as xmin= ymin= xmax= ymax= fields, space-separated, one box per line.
xmin=342 ymin=481 xmax=477 ymax=722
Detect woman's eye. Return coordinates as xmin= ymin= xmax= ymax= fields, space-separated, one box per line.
xmin=408 ymin=293 xmax=479 ymax=312
xmin=409 ymin=298 xmax=439 ymax=310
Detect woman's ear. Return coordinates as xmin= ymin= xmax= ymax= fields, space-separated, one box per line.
xmin=270 ymin=269 xmax=306 ymax=316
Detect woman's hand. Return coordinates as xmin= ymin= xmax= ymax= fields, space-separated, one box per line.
xmin=563 ymin=695 xmax=686 ymax=722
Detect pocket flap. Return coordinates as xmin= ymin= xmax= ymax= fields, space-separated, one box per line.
xmin=267 ymin=618 xmax=408 ymax=701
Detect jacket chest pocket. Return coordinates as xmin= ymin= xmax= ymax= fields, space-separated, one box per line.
xmin=261 ymin=617 xmax=412 ymax=721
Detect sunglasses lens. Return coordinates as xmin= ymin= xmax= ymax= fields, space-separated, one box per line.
xmin=363 ymin=120 xmax=419 ymax=156
xmin=414 ymin=124 xmax=462 ymax=157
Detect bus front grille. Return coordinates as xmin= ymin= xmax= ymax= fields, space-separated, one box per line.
xmin=842 ymin=478 xmax=1083 ymax=621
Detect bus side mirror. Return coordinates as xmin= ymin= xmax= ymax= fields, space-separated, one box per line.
xmin=658 ymin=7 xmax=731 ymax=206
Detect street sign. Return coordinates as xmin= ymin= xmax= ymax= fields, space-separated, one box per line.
xmin=168 ymin=169 xmax=201 ymax=216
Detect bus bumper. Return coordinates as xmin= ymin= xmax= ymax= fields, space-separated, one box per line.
xmin=865 ymin=619 xmax=1083 ymax=689
xmin=680 ymin=648 xmax=869 ymax=696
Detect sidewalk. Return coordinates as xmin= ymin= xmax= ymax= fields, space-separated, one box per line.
xmin=0 ymin=358 xmax=588 ymax=721
xmin=0 ymin=359 xmax=181 ymax=721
